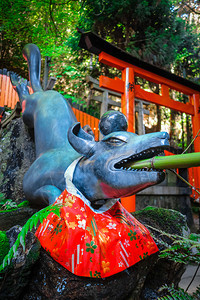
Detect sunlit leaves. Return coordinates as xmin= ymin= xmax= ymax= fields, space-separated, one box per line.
xmin=0 ymin=204 xmax=61 ymax=273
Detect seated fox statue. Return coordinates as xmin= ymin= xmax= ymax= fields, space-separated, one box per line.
xmin=11 ymin=44 xmax=170 ymax=278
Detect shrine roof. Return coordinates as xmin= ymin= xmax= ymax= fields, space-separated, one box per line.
xmin=78 ymin=31 xmax=200 ymax=93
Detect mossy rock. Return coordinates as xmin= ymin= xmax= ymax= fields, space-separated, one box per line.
xmin=0 ymin=226 xmax=41 ymax=299
xmin=0 ymin=231 xmax=10 ymax=265
xmin=0 ymin=118 xmax=35 ymax=202
xmin=133 ymin=206 xmax=189 ymax=237
xmin=0 ymin=207 xmax=39 ymax=231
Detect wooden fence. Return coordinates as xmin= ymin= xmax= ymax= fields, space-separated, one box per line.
xmin=0 ymin=69 xmax=19 ymax=109
xmin=72 ymin=107 xmax=99 ymax=140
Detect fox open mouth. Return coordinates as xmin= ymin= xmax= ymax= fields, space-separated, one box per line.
xmin=114 ymin=146 xmax=169 ymax=172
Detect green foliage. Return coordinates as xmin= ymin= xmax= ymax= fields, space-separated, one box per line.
xmin=135 ymin=206 xmax=200 ymax=300
xmin=0 ymin=193 xmax=29 ymax=211
xmin=0 ymin=193 xmax=17 ymax=210
xmin=0 ymin=200 xmax=18 ymax=210
xmin=158 ymin=283 xmax=200 ymax=300
xmin=0 ymin=231 xmax=10 ymax=265
xmin=17 ymin=201 xmax=29 ymax=208
xmin=82 ymin=0 xmax=199 ymax=71
xmin=1 ymin=0 xmax=199 ymax=88
xmin=146 ymin=223 xmax=200 ymax=265
xmin=159 ymin=232 xmax=200 ymax=264
xmin=52 ymin=59 xmax=90 ymax=103
xmin=0 ymin=204 xmax=61 ymax=273
xmin=0 ymin=0 xmax=84 ymax=76
xmin=146 ymin=222 xmax=200 ymax=299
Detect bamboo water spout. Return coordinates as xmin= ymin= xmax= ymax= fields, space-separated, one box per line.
xmin=130 ymin=152 xmax=200 ymax=170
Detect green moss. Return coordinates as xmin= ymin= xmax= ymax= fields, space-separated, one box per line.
xmin=0 ymin=231 xmax=10 ymax=265
xmin=133 ymin=206 xmax=188 ymax=235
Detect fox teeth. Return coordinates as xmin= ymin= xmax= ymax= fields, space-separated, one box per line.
xmin=119 ymin=167 xmax=161 ymax=172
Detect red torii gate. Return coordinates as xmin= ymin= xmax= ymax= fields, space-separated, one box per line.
xmin=79 ymin=31 xmax=200 ymax=212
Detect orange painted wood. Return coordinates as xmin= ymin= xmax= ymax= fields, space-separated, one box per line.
xmin=80 ymin=110 xmax=82 ymax=124
xmin=192 ymin=94 xmax=200 ymax=152
xmin=83 ymin=111 xmax=87 ymax=126
xmin=11 ymin=88 xmax=15 ymax=109
xmin=191 ymin=93 xmax=200 ymax=196
xmin=0 ymin=74 xmax=2 ymax=105
xmin=12 ymin=89 xmax=19 ymax=109
xmin=161 ymin=84 xmax=170 ymax=101
xmin=7 ymin=77 xmax=13 ymax=108
xmin=76 ymin=109 xmax=79 ymax=121
xmin=79 ymin=110 xmax=83 ymax=124
xmin=99 ymin=75 xmax=124 ymax=94
xmin=188 ymin=167 xmax=200 ymax=200
xmin=121 ymin=195 xmax=136 ymax=213
xmin=135 ymin=85 xmax=194 ymax=115
xmin=94 ymin=118 xmax=99 ymax=141
xmin=100 ymin=71 xmax=194 ymax=116
xmin=133 ymin=65 xmax=196 ymax=95
xmin=72 ymin=107 xmax=100 ymax=141
xmin=74 ymin=108 xmax=77 ymax=120
xmin=99 ymin=52 xmax=197 ymax=95
xmin=0 ymin=74 xmax=20 ymax=109
xmin=192 ymin=167 xmax=200 ymax=196
xmin=0 ymin=74 xmax=34 ymax=110
xmin=82 ymin=111 xmax=85 ymax=126
xmin=188 ymin=167 xmax=194 ymax=187
xmin=74 ymin=107 xmax=79 ymax=122
xmin=122 ymin=67 xmax=135 ymax=133
xmin=99 ymin=52 xmax=129 ymax=70
xmin=81 ymin=111 xmax=84 ymax=125
xmin=164 ymin=150 xmax=175 ymax=156
xmin=78 ymin=109 xmax=81 ymax=123
xmin=90 ymin=114 xmax=94 ymax=133
xmin=121 ymin=68 xmax=136 ymax=211
xmin=0 ymin=80 xmax=2 ymax=106
xmin=4 ymin=73 xmax=10 ymax=106
xmin=15 ymin=91 xmax=19 ymax=108
xmin=0 ymin=73 xmax=6 ymax=106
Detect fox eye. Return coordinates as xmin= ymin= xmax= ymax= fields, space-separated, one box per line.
xmin=104 ymin=137 xmax=126 ymax=146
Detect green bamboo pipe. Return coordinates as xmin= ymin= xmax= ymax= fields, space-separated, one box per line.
xmin=130 ymin=152 xmax=200 ymax=170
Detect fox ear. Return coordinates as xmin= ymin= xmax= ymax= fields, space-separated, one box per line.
xmin=68 ymin=123 xmax=96 ymax=157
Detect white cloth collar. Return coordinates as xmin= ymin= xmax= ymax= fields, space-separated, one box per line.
xmin=64 ymin=157 xmax=119 ymax=214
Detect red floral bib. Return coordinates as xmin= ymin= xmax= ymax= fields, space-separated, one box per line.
xmin=36 ymin=189 xmax=158 ymax=278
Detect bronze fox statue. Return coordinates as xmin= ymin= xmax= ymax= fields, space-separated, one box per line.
xmin=11 ymin=44 xmax=169 ymax=208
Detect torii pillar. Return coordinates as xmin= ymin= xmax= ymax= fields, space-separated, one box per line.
xmin=191 ymin=93 xmax=200 ymax=199
xmin=99 ymin=53 xmax=136 ymax=212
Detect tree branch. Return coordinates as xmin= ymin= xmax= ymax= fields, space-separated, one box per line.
xmin=49 ymin=0 xmax=59 ymax=37
xmin=181 ymin=2 xmax=200 ymax=15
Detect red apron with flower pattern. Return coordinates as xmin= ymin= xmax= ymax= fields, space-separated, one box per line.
xmin=36 ymin=189 xmax=158 ymax=278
